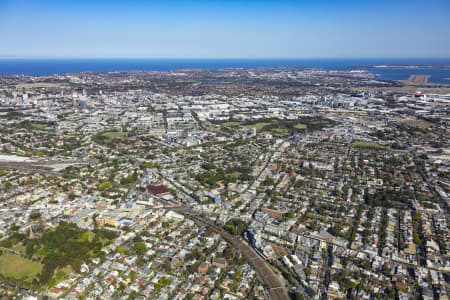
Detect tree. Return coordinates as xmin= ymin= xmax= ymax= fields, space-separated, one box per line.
xmin=25 ymin=243 xmax=34 ymax=257
xmin=132 ymin=242 xmax=147 ymax=254
xmin=130 ymin=270 xmax=137 ymax=281
xmin=97 ymin=181 xmax=112 ymax=191
xmin=3 ymin=180 xmax=12 ymax=190
xmin=262 ymin=177 xmax=275 ymax=186
xmin=282 ymin=211 xmax=294 ymax=222
xmin=413 ymin=233 xmax=422 ymax=246
xmin=224 ymin=218 xmax=248 ymax=236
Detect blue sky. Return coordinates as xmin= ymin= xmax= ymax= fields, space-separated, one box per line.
xmin=0 ymin=0 xmax=449 ymax=58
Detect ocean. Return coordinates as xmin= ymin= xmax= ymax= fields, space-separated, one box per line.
xmin=0 ymin=58 xmax=449 ymax=84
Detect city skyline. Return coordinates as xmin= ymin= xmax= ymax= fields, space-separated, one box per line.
xmin=1 ymin=0 xmax=450 ymax=59
xmin=1 ymin=1 xmax=450 ymax=299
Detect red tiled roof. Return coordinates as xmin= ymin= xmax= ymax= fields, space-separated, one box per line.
xmin=148 ymin=184 xmax=169 ymax=195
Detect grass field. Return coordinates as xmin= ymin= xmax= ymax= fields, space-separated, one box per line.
xmin=12 ymin=122 xmax=49 ymax=131
xmin=48 ymin=265 xmax=73 ymax=288
xmin=222 ymin=121 xmax=241 ymax=127
xmin=353 ymin=141 xmax=389 ymax=150
xmin=0 ymin=253 xmax=42 ymax=282
xmin=262 ymin=128 xmax=289 ymax=136
xmin=16 ymin=82 xmax=66 ymax=89
xmin=245 ymin=121 xmax=290 ymax=136
xmin=225 ymin=171 xmax=241 ymax=180
xmin=92 ymin=131 xmax=130 ymax=146
xmin=11 ymin=244 xmax=26 ymax=255
xmin=293 ymin=123 xmax=307 ymax=129
xmin=244 ymin=122 xmax=272 ymax=132
xmin=101 ymin=131 xmax=128 ymax=139
xmin=242 ymin=117 xmax=335 ymax=137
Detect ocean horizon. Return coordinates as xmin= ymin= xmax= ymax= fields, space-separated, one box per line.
xmin=1 ymin=58 xmax=450 ymax=83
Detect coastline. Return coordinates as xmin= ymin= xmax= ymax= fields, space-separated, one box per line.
xmin=0 ymin=58 xmax=450 ymax=83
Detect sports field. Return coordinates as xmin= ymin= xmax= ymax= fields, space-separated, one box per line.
xmin=0 ymin=253 xmax=42 ymax=282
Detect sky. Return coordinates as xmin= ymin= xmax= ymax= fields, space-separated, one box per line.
xmin=0 ymin=0 xmax=449 ymax=59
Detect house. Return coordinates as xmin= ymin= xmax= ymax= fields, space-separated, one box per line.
xmin=212 ymin=258 xmax=228 ymax=268
xmin=148 ymin=184 xmax=170 ymax=196
xmin=197 ymin=262 xmax=209 ymax=274
xmin=261 ymin=207 xmax=283 ymax=221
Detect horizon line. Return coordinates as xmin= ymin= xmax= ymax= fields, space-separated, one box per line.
xmin=1 ymin=56 xmax=450 ymax=60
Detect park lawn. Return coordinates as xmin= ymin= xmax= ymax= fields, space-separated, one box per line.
xmin=353 ymin=141 xmax=389 ymax=150
xmin=244 ymin=117 xmax=335 ymax=135
xmin=225 ymin=171 xmax=241 ymax=180
xmin=12 ymin=122 xmax=49 ymax=131
xmin=245 ymin=122 xmax=272 ymax=132
xmin=101 ymin=131 xmax=128 ymax=139
xmin=79 ymin=231 xmax=95 ymax=243
xmin=293 ymin=123 xmax=307 ymax=129
xmin=266 ymin=128 xmax=289 ymax=137
xmin=16 ymin=82 xmax=65 ymax=89
xmin=413 ymin=131 xmax=425 ymax=136
xmin=0 ymin=253 xmax=42 ymax=282
xmin=12 ymin=244 xmax=26 ymax=255
xmin=29 ymin=123 xmax=47 ymax=130
xmin=48 ymin=265 xmax=73 ymax=288
xmin=222 ymin=121 xmax=241 ymax=127
xmin=93 ymin=131 xmax=130 ymax=145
